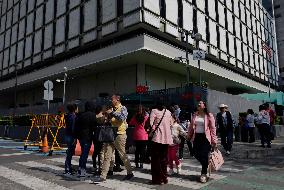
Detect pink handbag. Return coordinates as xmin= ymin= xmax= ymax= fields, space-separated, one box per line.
xmin=208 ymin=149 xmax=224 ymax=175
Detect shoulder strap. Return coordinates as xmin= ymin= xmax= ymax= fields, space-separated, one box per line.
xmin=151 ymin=109 xmax=167 ymax=134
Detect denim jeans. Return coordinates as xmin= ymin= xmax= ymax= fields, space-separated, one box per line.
xmin=220 ymin=129 xmax=233 ymax=151
xmin=65 ymin=135 xmax=76 ymax=173
xmin=79 ymin=139 xmax=91 ymax=170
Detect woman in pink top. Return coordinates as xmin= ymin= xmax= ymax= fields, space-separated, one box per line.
xmin=188 ymin=101 xmax=217 ymax=183
xmin=129 ymin=105 xmax=149 ymax=169
xmin=149 ymin=102 xmax=173 ymax=185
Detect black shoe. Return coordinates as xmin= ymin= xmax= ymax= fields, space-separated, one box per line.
xmin=139 ymin=163 xmax=143 ymax=169
xmin=267 ymin=145 xmax=271 ymax=148
xmin=260 ymin=145 xmax=265 ymax=148
xmin=123 ymin=173 xmax=134 ymax=180
xmin=92 ymin=177 xmax=106 ymax=183
xmin=107 ymin=171 xmax=113 ymax=176
xmin=113 ymin=167 xmax=123 ymax=172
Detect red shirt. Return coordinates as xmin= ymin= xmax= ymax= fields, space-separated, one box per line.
xmin=130 ymin=114 xmax=149 ymax=141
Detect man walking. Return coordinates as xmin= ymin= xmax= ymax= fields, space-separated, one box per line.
xmin=94 ymin=95 xmax=133 ymax=182
xmin=216 ymin=104 xmax=234 ymax=155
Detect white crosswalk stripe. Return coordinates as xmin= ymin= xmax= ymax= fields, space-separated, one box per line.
xmin=0 ymin=165 xmax=72 ymax=190
xmin=0 ymin=152 xmax=30 ymax=157
xmin=46 ymin=156 xmax=226 ymax=190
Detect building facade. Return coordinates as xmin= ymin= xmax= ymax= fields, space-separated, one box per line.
xmin=0 ymin=0 xmax=279 ymax=110
xmin=274 ymin=0 xmax=284 ymax=87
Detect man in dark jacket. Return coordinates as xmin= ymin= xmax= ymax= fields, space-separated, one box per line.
xmin=76 ymin=101 xmax=97 ymax=177
xmin=64 ymin=103 xmax=78 ymax=175
xmin=216 ymin=104 xmax=234 ymax=155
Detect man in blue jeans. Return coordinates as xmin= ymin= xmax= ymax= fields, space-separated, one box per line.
xmin=64 ymin=104 xmax=78 ymax=175
xmin=76 ymin=101 xmax=97 ymax=177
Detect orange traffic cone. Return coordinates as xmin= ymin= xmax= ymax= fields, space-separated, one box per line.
xmin=74 ymin=140 xmax=94 ymax=156
xmin=41 ymin=134 xmax=49 ymax=153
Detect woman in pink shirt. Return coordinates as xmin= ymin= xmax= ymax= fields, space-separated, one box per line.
xmin=188 ymin=101 xmax=217 ymax=183
xmin=149 ymin=102 xmax=173 ymax=185
xmin=129 ymin=105 xmax=149 ymax=169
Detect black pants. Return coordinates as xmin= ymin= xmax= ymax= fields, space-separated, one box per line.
xmin=92 ymin=140 xmax=103 ymax=169
xmin=220 ymin=129 xmax=233 ymax=152
xmin=179 ymin=136 xmax=193 ymax=159
xmin=241 ymin=127 xmax=249 ymax=142
xmin=193 ymin=133 xmax=211 ymax=175
xmin=248 ymin=127 xmax=255 ymax=143
xmin=258 ymin=124 xmax=271 ymax=146
xmin=151 ymin=142 xmax=168 ymax=183
xmin=135 ymin=140 xmax=147 ymax=164
xmin=145 ymin=139 xmax=152 ymax=162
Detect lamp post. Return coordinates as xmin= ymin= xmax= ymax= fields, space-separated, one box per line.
xmin=56 ymin=67 xmax=68 ymax=106
xmin=175 ymin=30 xmax=203 ymax=86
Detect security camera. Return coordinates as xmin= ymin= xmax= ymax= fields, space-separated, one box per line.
xmin=174 ymin=57 xmax=182 ymax=63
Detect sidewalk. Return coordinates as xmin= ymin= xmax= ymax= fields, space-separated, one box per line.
xmin=220 ymin=136 xmax=284 ymax=159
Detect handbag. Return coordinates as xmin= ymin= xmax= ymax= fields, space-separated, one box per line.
xmin=208 ymin=149 xmax=224 ymax=176
xmin=95 ymin=125 xmax=118 ymax=143
xmin=173 ymin=136 xmax=181 ymax=144
xmin=148 ymin=109 xmax=166 ymax=141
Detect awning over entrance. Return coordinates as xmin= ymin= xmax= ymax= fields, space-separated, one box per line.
xmin=240 ymin=92 xmax=284 ymax=106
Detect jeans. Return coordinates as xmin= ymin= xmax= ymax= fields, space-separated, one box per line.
xmin=65 ymin=135 xmax=76 ymax=173
xmin=220 ymin=129 xmax=233 ymax=152
xmin=79 ymin=139 xmax=91 ymax=170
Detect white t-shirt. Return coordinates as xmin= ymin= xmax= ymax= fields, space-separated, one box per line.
xmin=195 ymin=116 xmax=205 ymax=133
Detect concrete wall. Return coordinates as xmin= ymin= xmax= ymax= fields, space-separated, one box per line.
xmin=207 ymin=89 xmax=263 ymax=119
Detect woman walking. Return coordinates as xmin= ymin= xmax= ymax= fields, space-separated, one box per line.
xmin=168 ymin=115 xmax=187 ymax=175
xmin=246 ymin=109 xmax=255 ymax=143
xmin=188 ymin=101 xmax=217 ymax=183
xmin=129 ymin=105 xmax=149 ymax=169
xmin=149 ymin=102 xmax=173 ymax=185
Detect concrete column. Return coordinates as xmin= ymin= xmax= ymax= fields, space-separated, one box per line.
xmin=136 ymin=62 xmax=146 ymax=85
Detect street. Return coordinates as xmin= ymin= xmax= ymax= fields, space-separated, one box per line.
xmin=0 ymin=138 xmax=283 ymax=190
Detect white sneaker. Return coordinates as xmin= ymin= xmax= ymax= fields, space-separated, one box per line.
xmin=168 ymin=168 xmax=174 ymax=175
xmin=200 ymin=174 xmax=207 ymax=183
xmin=226 ymin=151 xmax=231 ymax=155
xmin=176 ymin=164 xmax=182 ymax=174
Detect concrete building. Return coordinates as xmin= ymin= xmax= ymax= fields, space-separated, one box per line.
xmin=274 ymin=0 xmax=284 ymax=88
xmin=0 ymin=0 xmax=279 ymax=110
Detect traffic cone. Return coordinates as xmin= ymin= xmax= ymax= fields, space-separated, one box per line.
xmin=74 ymin=140 xmax=94 ymax=156
xmin=41 ymin=134 xmax=49 ymax=153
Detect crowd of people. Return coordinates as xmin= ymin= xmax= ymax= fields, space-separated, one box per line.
xmin=63 ymin=94 xmax=276 ymax=185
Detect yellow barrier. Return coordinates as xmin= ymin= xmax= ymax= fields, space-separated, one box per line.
xmin=24 ymin=114 xmax=66 ymax=156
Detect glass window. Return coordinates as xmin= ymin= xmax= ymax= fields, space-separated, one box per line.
xmin=56 ymin=0 xmax=66 ymax=17
xmin=69 ymin=0 xmax=81 ymax=9
xmin=4 ymin=29 xmax=11 ymax=48
xmin=44 ymin=24 xmax=53 ymax=50
xmin=35 ymin=6 xmax=43 ymax=30
xmin=18 ymin=19 xmax=25 ymax=40
xmin=11 ymin=25 xmax=18 ymax=44
xmin=26 ymin=13 xmax=34 ymax=35
xmin=17 ymin=40 xmax=24 ymax=61
xmin=13 ymin=4 xmax=19 ymax=24
xmin=28 ymin=0 xmax=35 ymax=13
xmin=20 ymin=0 xmax=27 ymax=19
xmin=69 ymin=8 xmax=80 ymax=38
xmin=34 ymin=30 xmax=42 ymax=54
xmin=55 ymin=17 xmax=65 ymax=44
xmin=84 ymin=0 xmax=97 ymax=31
xmin=45 ymin=0 xmax=54 ymax=23
xmin=25 ymin=35 xmax=33 ymax=58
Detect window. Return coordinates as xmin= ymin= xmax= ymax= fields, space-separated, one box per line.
xmin=117 ymin=0 xmax=123 ymax=17
xmin=160 ymin=0 xmax=166 ymax=18
xmin=274 ymin=5 xmax=280 ymax=9
xmin=177 ymin=0 xmax=183 ymax=27
xmin=275 ymin=14 xmax=281 ymax=19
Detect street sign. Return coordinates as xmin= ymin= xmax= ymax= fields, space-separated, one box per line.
xmin=193 ymin=50 xmax=206 ymax=60
xmin=43 ymin=80 xmax=53 ymax=101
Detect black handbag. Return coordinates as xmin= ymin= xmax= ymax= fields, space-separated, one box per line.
xmin=95 ymin=125 xmax=118 ymax=143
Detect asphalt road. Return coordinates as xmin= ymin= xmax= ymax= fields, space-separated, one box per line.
xmin=0 ymin=138 xmax=283 ymax=190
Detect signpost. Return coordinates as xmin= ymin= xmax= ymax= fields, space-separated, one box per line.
xmin=193 ymin=50 xmax=206 ymax=60
xmin=43 ymin=80 xmax=54 ymax=113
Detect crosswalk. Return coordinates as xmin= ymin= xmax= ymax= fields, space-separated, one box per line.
xmin=0 ymin=153 xmax=235 ymax=190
